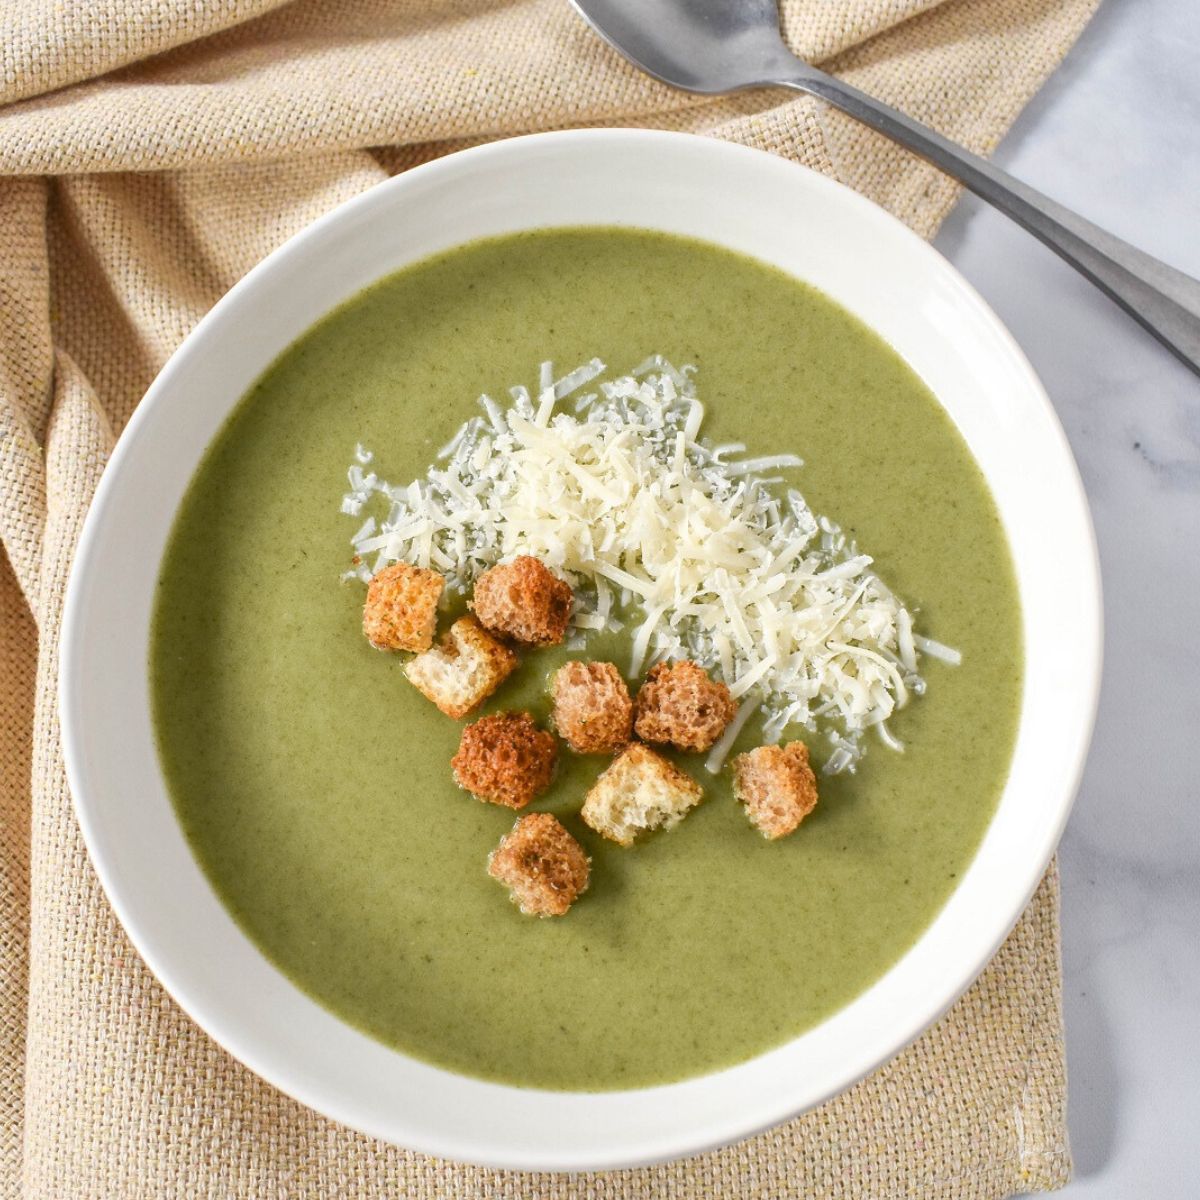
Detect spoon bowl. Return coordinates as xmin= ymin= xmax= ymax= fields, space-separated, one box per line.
xmin=569 ymin=0 xmax=795 ymax=93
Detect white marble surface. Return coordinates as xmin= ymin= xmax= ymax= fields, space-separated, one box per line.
xmin=931 ymin=0 xmax=1200 ymax=1195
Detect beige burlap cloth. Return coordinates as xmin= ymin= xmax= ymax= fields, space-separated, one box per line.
xmin=0 ymin=1 xmax=1097 ymax=1196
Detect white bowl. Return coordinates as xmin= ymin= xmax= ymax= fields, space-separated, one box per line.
xmin=59 ymin=129 xmax=1101 ymax=1171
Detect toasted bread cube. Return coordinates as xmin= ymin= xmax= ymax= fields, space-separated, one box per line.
xmin=633 ymin=660 xmax=737 ymax=752
xmin=452 ymin=712 xmax=557 ymax=809
xmin=550 ymin=661 xmax=633 ymax=754
xmin=471 ymin=555 xmax=573 ymax=645
xmin=404 ymin=616 xmax=517 ymax=719
xmin=362 ymin=562 xmax=444 ymax=652
xmin=488 ymin=812 xmax=590 ymax=917
xmin=581 ymin=742 xmax=703 ymax=846
xmin=732 ymin=741 xmax=818 ymax=840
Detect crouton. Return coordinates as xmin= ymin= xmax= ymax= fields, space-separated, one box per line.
xmin=732 ymin=741 xmax=818 ymax=840
xmin=362 ymin=562 xmax=444 ymax=652
xmin=633 ymin=660 xmax=737 ymax=752
xmin=550 ymin=661 xmax=633 ymax=754
xmin=487 ymin=812 xmax=590 ymax=917
xmin=581 ymin=742 xmax=703 ymax=846
xmin=404 ymin=616 xmax=517 ymax=719
xmin=451 ymin=712 xmax=557 ymax=809
xmin=471 ymin=555 xmax=573 ymax=645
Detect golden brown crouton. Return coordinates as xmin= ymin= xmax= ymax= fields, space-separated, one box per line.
xmin=633 ymin=660 xmax=737 ymax=752
xmin=487 ymin=812 xmax=590 ymax=917
xmin=404 ymin=616 xmax=517 ymax=719
xmin=581 ymin=742 xmax=703 ymax=846
xmin=362 ymin=562 xmax=444 ymax=652
xmin=732 ymin=741 xmax=819 ymax=840
xmin=471 ymin=555 xmax=573 ymax=645
xmin=550 ymin=661 xmax=633 ymax=754
xmin=451 ymin=712 xmax=557 ymax=809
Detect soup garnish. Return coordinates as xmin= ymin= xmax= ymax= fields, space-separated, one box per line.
xmin=342 ymin=357 xmax=956 ymax=775
xmin=343 ymin=357 xmax=966 ymax=918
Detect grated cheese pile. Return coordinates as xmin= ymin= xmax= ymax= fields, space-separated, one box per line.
xmin=341 ymin=358 xmax=959 ymax=773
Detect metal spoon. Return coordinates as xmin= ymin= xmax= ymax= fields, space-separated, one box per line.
xmin=570 ymin=0 xmax=1200 ymax=376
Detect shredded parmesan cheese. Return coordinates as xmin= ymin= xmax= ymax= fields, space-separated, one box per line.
xmin=341 ymin=359 xmax=958 ymax=772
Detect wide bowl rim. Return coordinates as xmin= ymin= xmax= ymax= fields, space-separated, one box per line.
xmin=59 ymin=127 xmax=1102 ymax=1172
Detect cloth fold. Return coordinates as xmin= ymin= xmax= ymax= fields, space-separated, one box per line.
xmin=0 ymin=1 xmax=1097 ymax=1195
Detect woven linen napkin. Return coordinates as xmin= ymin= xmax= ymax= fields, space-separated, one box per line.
xmin=0 ymin=1 xmax=1097 ymax=1196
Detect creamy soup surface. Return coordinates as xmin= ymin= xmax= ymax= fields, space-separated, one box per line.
xmin=152 ymin=229 xmax=1022 ymax=1090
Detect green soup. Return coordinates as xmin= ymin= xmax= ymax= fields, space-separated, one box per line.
xmin=152 ymin=229 xmax=1021 ymax=1090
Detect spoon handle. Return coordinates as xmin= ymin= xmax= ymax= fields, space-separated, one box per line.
xmin=780 ymin=68 xmax=1200 ymax=377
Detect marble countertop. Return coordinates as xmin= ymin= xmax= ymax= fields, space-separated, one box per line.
xmin=931 ymin=0 xmax=1199 ymax=1195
